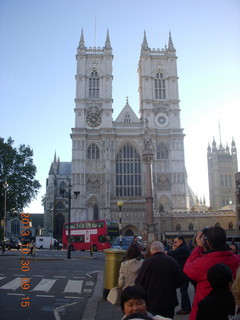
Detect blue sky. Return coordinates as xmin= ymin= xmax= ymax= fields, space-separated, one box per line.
xmin=0 ymin=0 xmax=240 ymax=212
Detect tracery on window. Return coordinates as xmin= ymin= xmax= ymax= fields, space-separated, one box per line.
xmin=154 ymin=72 xmax=166 ymax=99
xmin=116 ymin=144 xmax=141 ymax=197
xmin=157 ymin=143 xmax=169 ymax=159
xmin=124 ymin=113 xmax=131 ymax=123
xmin=89 ymin=69 xmax=99 ymax=98
xmin=87 ymin=144 xmax=100 ymax=160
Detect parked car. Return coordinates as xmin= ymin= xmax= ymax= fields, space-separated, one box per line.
xmin=5 ymin=237 xmax=21 ymax=250
xmin=111 ymin=236 xmax=134 ymax=250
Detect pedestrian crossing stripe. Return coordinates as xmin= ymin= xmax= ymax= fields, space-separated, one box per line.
xmin=64 ymin=280 xmax=83 ymax=294
xmin=32 ymin=279 xmax=56 ymax=292
xmin=0 ymin=277 xmax=23 ymax=290
xmin=0 ymin=277 xmax=85 ymax=294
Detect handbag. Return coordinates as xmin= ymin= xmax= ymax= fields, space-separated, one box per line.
xmin=107 ymin=286 xmax=121 ymax=305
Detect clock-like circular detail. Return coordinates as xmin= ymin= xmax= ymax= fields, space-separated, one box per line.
xmin=155 ymin=113 xmax=169 ymax=128
xmin=86 ymin=113 xmax=101 ymax=127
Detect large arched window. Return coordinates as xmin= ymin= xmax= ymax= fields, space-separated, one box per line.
xmin=188 ymin=223 xmax=194 ymax=231
xmin=89 ymin=69 xmax=99 ymax=98
xmin=154 ymin=72 xmax=166 ymax=99
xmin=87 ymin=144 xmax=100 ymax=159
xmin=157 ymin=143 xmax=169 ymax=160
xmin=175 ymin=223 xmax=181 ymax=231
xmin=116 ymin=145 xmax=141 ymax=197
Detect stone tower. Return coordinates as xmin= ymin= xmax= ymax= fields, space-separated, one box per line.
xmin=69 ymin=30 xmax=191 ymax=236
xmin=207 ymin=138 xmax=238 ymax=209
xmin=71 ymin=30 xmax=114 ymax=222
xmin=138 ymin=31 xmax=189 ymax=212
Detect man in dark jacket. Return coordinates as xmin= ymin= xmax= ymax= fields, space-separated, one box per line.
xmin=167 ymin=235 xmax=191 ymax=315
xmin=135 ymin=241 xmax=184 ymax=319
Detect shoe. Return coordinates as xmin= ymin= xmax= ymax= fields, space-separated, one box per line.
xmin=176 ymin=310 xmax=190 ymax=315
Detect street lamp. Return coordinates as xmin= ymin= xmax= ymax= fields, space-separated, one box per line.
xmin=117 ymin=201 xmax=124 ymax=249
xmin=3 ymin=181 xmax=9 ymax=240
xmin=50 ymin=205 xmax=54 ymax=237
xmin=67 ymin=182 xmax=80 ymax=259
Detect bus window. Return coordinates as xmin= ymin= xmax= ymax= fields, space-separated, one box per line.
xmin=99 ymin=236 xmax=107 ymax=242
xmin=85 ymin=222 xmax=91 ymax=228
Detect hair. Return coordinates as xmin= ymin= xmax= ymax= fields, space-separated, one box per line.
xmin=126 ymin=244 xmax=142 ymax=260
xmin=150 ymin=241 xmax=164 ymax=253
xmin=207 ymin=263 xmax=232 ymax=290
xmin=176 ymin=235 xmax=185 ymax=243
xmin=206 ymin=226 xmax=226 ymax=249
xmin=120 ymin=285 xmax=148 ymax=312
xmin=231 ymin=266 xmax=240 ymax=306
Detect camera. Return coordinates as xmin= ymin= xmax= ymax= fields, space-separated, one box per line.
xmin=202 ymin=227 xmax=211 ymax=251
xmin=202 ymin=227 xmax=209 ymax=236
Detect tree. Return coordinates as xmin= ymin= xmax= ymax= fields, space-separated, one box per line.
xmin=0 ymin=137 xmax=41 ymax=219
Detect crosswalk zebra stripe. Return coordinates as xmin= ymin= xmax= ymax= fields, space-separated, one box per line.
xmin=63 ymin=280 xmax=83 ymax=294
xmin=0 ymin=277 xmax=22 ymax=290
xmin=32 ymin=279 xmax=56 ymax=292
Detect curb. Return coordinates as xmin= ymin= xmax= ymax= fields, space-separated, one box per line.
xmin=17 ymin=256 xmax=97 ymax=261
xmin=82 ymin=270 xmax=104 ymax=320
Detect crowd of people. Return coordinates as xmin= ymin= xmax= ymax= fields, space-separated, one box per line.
xmin=113 ymin=226 xmax=240 ymax=320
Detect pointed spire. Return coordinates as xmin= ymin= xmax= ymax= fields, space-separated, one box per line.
xmin=105 ymin=29 xmax=112 ymax=49
xmin=141 ymin=30 xmax=150 ymax=52
xmin=78 ymin=29 xmax=85 ymax=49
xmin=207 ymin=143 xmax=211 ymax=153
xmin=231 ymin=138 xmax=236 ymax=154
xmin=168 ymin=31 xmax=175 ymax=51
xmin=54 ymin=151 xmax=57 ymax=163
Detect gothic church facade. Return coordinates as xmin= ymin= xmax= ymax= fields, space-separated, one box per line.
xmin=44 ymin=31 xmax=237 ymax=240
xmin=70 ymin=30 xmax=191 ymax=234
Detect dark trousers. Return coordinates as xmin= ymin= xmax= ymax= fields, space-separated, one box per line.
xmin=152 ymin=307 xmax=175 ymax=319
xmin=180 ymin=278 xmax=191 ymax=312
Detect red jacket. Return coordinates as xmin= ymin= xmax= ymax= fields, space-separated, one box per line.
xmin=183 ymin=246 xmax=240 ymax=320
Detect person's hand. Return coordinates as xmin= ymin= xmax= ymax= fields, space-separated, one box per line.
xmin=196 ymin=231 xmax=204 ymax=247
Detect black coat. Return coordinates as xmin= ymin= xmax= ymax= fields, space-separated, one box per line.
xmin=135 ymin=252 xmax=184 ymax=313
xmin=167 ymin=242 xmax=190 ymax=270
xmin=196 ymin=289 xmax=235 ymax=320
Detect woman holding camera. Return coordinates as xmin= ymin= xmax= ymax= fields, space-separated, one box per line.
xmin=183 ymin=226 xmax=240 ymax=320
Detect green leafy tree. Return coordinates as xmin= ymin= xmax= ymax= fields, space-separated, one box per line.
xmin=0 ymin=137 xmax=41 ymax=219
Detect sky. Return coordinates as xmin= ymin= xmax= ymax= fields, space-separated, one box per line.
xmin=0 ymin=0 xmax=240 ymax=213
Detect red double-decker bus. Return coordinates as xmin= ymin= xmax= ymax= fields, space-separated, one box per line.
xmin=62 ymin=220 xmax=119 ymax=251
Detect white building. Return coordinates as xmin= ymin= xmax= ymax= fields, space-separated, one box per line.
xmin=44 ymin=30 xmax=237 ymax=240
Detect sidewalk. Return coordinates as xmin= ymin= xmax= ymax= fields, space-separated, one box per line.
xmin=83 ymin=271 xmax=194 ymax=320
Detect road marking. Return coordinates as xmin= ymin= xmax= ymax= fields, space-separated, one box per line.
xmin=32 ymin=279 xmax=56 ymax=292
xmin=64 ymin=296 xmax=82 ymax=299
xmin=36 ymin=294 xmax=55 ymax=298
xmin=63 ymin=280 xmax=83 ymax=294
xmin=0 ymin=277 xmax=5 ymax=281
xmin=7 ymin=293 xmax=25 ymax=296
xmin=53 ymin=276 xmax=66 ymax=278
xmin=0 ymin=277 xmax=22 ymax=290
xmin=33 ymin=275 xmax=45 ymax=277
